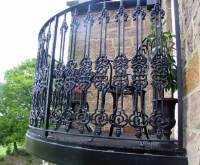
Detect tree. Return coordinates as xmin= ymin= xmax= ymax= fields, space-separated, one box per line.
xmin=0 ymin=58 xmax=36 ymax=156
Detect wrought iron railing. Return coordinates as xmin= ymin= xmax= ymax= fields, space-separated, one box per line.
xmin=29 ymin=0 xmax=183 ymax=152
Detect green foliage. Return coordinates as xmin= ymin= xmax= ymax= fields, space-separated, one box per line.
xmin=0 ymin=59 xmax=36 ymax=148
xmin=146 ymin=18 xmax=177 ymax=95
xmin=6 ymin=145 xmax=13 ymax=156
xmin=0 ymin=154 xmax=6 ymax=162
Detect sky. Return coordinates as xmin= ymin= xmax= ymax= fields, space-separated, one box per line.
xmin=0 ymin=0 xmax=68 ymax=82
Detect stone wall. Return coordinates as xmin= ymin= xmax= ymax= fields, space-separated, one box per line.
xmin=178 ymin=0 xmax=200 ymax=165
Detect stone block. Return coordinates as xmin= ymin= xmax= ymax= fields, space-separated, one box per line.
xmin=193 ymin=4 xmax=200 ymax=48
xmin=124 ymin=28 xmax=136 ymax=38
xmin=91 ymin=30 xmax=100 ymax=39
xmin=124 ymin=101 xmax=133 ymax=114
xmin=186 ymin=132 xmax=199 ymax=165
xmin=113 ymin=37 xmax=133 ymax=48
xmin=183 ymin=51 xmax=199 ymax=96
xmin=107 ymin=29 xmax=118 ymax=38
xmin=123 ymin=125 xmax=136 ymax=133
xmin=190 ymin=91 xmax=200 ymax=128
xmin=183 ymin=97 xmax=189 ymax=128
xmin=186 ymin=27 xmax=194 ymax=57
xmin=184 ymin=1 xmax=193 ymax=32
xmin=181 ymin=38 xmax=187 ymax=68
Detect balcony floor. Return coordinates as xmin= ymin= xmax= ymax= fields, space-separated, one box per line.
xmin=25 ymin=128 xmax=188 ymax=165
xmin=30 ymin=128 xmax=179 ymax=154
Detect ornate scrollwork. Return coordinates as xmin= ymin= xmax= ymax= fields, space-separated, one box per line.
xmin=60 ymin=15 xmax=68 ymax=34
xmin=109 ymin=52 xmax=129 ymax=137
xmin=150 ymin=1 xmax=165 ymax=19
xmin=30 ymin=27 xmax=51 ymax=127
xmin=149 ymin=1 xmax=169 ymax=139
xmin=78 ymin=57 xmax=92 ymax=91
xmin=151 ymin=54 xmax=168 ymax=90
xmin=112 ymin=52 xmax=129 ymax=90
xmin=129 ymin=52 xmax=148 ymax=138
xmin=50 ymin=61 xmax=65 ymax=129
xmin=83 ymin=5 xmax=94 ymax=27
xmin=132 ymin=5 xmax=146 ymax=21
xmin=93 ymin=54 xmax=109 ymax=90
xmin=109 ymin=109 xmax=128 ymax=137
xmin=149 ymin=52 xmax=169 ymax=138
xmin=70 ymin=13 xmax=80 ymax=31
xmin=131 ymin=53 xmax=148 ymax=90
xmin=98 ymin=4 xmax=110 ymax=24
xmin=91 ymin=54 xmax=109 ymax=135
xmin=75 ymin=5 xmax=94 ymax=134
xmin=61 ymin=60 xmax=77 ymax=131
xmin=115 ymin=5 xmax=128 ymax=22
xmin=90 ymin=1 xmax=110 ymax=136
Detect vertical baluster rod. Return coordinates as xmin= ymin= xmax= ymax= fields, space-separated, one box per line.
xmin=173 ymin=0 xmax=183 ymax=151
xmin=69 ymin=13 xmax=74 ymax=60
xmin=62 ymin=14 xmax=68 ymax=62
xmin=73 ymin=8 xmax=79 ymax=60
xmin=87 ymin=5 xmax=92 ymax=58
xmin=44 ymin=16 xmax=59 ymax=137
xmin=103 ymin=1 xmax=107 ymax=55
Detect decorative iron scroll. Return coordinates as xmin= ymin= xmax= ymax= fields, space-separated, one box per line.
xmin=29 ymin=0 xmax=179 ymax=144
xmin=91 ymin=1 xmax=110 ymax=135
xmin=149 ymin=0 xmax=169 ymax=139
xmin=75 ymin=5 xmax=94 ymax=134
xmin=109 ymin=0 xmax=128 ymax=137
xmin=129 ymin=0 xmax=148 ymax=139
xmin=62 ymin=9 xmax=80 ymax=132
xmin=50 ymin=14 xmax=68 ymax=129
xmin=30 ymin=24 xmax=51 ymax=127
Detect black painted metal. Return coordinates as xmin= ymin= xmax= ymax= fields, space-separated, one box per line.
xmin=26 ymin=130 xmax=188 ymax=165
xmin=149 ymin=0 xmax=169 ymax=140
xmin=91 ymin=1 xmax=110 ymax=137
xmin=108 ymin=0 xmax=129 ymax=137
xmin=129 ymin=0 xmax=148 ymax=140
xmin=44 ymin=16 xmax=58 ymax=137
xmin=173 ymin=0 xmax=183 ymax=151
xmin=28 ymin=0 xmax=185 ymax=159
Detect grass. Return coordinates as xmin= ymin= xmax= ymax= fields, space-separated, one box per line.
xmin=0 ymin=146 xmax=6 ymax=156
xmin=0 ymin=146 xmax=6 ymax=163
xmin=0 ymin=144 xmax=24 ymax=156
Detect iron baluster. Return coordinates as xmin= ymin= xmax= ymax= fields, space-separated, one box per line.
xmin=50 ymin=14 xmax=68 ymax=130
xmin=109 ymin=0 xmax=128 ymax=137
xmin=149 ymin=0 xmax=169 ymax=139
xmin=76 ymin=5 xmax=94 ymax=134
xmin=30 ymin=31 xmax=46 ymax=127
xmin=36 ymin=32 xmax=46 ymax=127
xmin=91 ymin=1 xmax=110 ymax=136
xmin=62 ymin=9 xmax=80 ymax=132
xmin=173 ymin=0 xmax=183 ymax=151
xmin=38 ymin=24 xmax=52 ymax=127
xmin=59 ymin=13 xmax=68 ymax=62
xmin=129 ymin=0 xmax=148 ymax=139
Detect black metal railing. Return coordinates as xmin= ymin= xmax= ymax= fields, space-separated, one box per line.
xmin=29 ymin=0 xmax=183 ymax=152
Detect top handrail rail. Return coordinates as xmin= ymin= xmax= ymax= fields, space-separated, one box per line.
xmin=38 ymin=0 xmax=148 ymax=40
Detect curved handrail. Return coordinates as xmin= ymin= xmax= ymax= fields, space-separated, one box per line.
xmin=38 ymin=0 xmax=147 ymax=40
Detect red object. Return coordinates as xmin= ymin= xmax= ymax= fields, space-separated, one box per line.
xmin=75 ymin=83 xmax=81 ymax=93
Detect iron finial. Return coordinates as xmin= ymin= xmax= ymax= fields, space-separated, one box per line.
xmin=137 ymin=0 xmax=141 ymax=6
xmin=120 ymin=0 xmax=123 ymax=6
xmin=88 ymin=4 xmax=91 ymax=12
xmin=103 ymin=1 xmax=106 ymax=9
xmin=74 ymin=8 xmax=77 ymax=16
